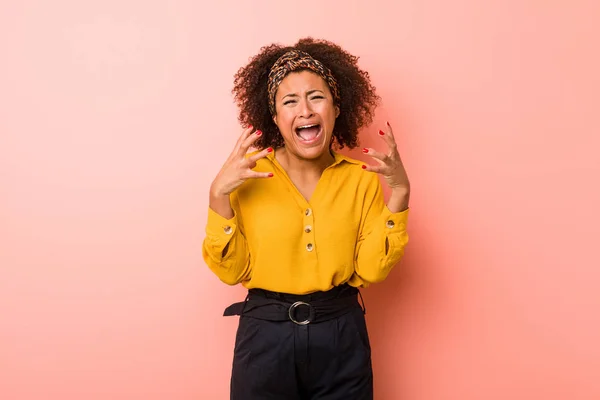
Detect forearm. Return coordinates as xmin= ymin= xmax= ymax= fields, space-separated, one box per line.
xmin=209 ymin=187 xmax=234 ymax=219
xmin=386 ymin=186 xmax=410 ymax=213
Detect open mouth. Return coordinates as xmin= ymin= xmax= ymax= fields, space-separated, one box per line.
xmin=295 ymin=124 xmax=322 ymax=143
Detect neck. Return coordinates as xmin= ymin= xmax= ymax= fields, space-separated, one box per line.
xmin=276 ymin=147 xmax=335 ymax=177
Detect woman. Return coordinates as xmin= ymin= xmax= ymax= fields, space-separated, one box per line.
xmin=202 ymin=37 xmax=410 ymax=399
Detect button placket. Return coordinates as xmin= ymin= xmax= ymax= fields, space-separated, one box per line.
xmin=304 ymin=208 xmax=315 ymax=253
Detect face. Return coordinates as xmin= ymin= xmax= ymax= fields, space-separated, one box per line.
xmin=273 ymin=70 xmax=340 ymax=161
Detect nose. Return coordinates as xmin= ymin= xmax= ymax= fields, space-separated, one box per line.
xmin=298 ymin=98 xmax=314 ymax=118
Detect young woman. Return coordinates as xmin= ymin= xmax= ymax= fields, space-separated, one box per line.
xmin=202 ymin=37 xmax=410 ymax=399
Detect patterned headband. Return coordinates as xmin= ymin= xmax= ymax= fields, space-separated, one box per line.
xmin=267 ymin=50 xmax=340 ymax=115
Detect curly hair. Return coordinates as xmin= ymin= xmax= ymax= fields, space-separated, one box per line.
xmin=232 ymin=37 xmax=380 ymax=150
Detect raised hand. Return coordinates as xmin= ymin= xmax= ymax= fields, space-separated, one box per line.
xmin=362 ymin=122 xmax=410 ymax=212
xmin=209 ymin=126 xmax=273 ymax=218
xmin=210 ymin=126 xmax=274 ymax=197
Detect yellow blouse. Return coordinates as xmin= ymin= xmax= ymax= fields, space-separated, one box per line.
xmin=202 ymin=151 xmax=409 ymax=295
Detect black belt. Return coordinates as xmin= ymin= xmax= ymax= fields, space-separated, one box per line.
xmin=223 ymin=285 xmax=366 ymax=325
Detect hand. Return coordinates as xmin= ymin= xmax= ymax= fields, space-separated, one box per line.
xmin=210 ymin=126 xmax=273 ymax=198
xmin=362 ymin=122 xmax=410 ymax=191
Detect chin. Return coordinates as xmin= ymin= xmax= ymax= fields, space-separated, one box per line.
xmin=293 ymin=140 xmax=331 ymax=161
xmin=295 ymin=147 xmax=329 ymax=160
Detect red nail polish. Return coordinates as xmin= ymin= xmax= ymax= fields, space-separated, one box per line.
xmin=362 ymin=165 xmax=367 ymax=169
xmin=379 ymin=130 xmax=385 ymax=136
xmin=256 ymin=130 xmax=262 ymax=136
xmin=362 ymin=148 xmax=368 ymax=153
xmin=267 ymin=147 xmax=273 ymax=153
xmin=268 ymin=172 xmax=274 ymax=177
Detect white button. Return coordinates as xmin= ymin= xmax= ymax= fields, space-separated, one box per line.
xmin=386 ymin=220 xmax=395 ymax=229
xmin=305 ymin=208 xmax=312 ymax=216
xmin=224 ymin=226 xmax=233 ymax=234
xmin=304 ymin=225 xmax=312 ymax=233
xmin=306 ymin=243 xmax=313 ymax=252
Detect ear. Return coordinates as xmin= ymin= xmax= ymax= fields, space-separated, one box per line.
xmin=273 ymin=115 xmax=278 ymax=126
xmin=335 ymin=106 xmax=340 ymax=118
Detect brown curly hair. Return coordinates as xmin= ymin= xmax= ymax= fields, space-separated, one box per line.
xmin=232 ymin=37 xmax=380 ymax=150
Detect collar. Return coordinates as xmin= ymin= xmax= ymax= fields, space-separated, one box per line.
xmin=332 ymin=151 xmax=361 ymax=166
xmin=265 ymin=149 xmax=360 ymax=167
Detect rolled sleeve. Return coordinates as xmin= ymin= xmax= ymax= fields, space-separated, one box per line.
xmin=354 ymin=203 xmax=410 ymax=284
xmin=382 ymin=207 xmax=410 ymax=267
xmin=202 ymin=206 xmax=251 ymax=285
xmin=381 ymin=206 xmax=409 ymax=233
xmin=206 ymin=207 xmax=238 ymax=239
xmin=204 ymin=207 xmax=239 ymax=262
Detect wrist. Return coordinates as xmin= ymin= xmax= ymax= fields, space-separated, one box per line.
xmin=209 ymin=183 xmax=234 ymax=219
xmin=390 ymin=185 xmax=410 ymax=195
xmin=209 ymin=182 xmax=228 ymax=199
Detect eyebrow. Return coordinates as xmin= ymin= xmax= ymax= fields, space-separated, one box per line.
xmin=282 ymin=89 xmax=325 ymax=100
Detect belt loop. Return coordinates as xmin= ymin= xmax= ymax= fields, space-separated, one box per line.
xmin=357 ymin=290 xmax=366 ymax=314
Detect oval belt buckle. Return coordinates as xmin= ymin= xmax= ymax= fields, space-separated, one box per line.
xmin=288 ymin=301 xmax=313 ymax=325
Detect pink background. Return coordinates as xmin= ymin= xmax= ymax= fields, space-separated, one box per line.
xmin=1 ymin=1 xmax=599 ymax=399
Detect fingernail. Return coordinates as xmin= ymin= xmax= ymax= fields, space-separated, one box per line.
xmin=256 ymin=130 xmax=262 ymax=136
xmin=386 ymin=121 xmax=390 ymax=127
xmin=362 ymin=148 xmax=369 ymax=153
xmin=267 ymin=147 xmax=273 ymax=153
xmin=379 ymin=130 xmax=385 ymax=136
xmin=248 ymin=124 xmax=253 ymax=129
xmin=268 ymin=172 xmax=274 ymax=177
xmin=362 ymin=165 xmax=367 ymax=169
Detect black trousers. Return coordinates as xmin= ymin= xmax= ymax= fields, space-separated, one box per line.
xmin=227 ymin=284 xmax=373 ymax=400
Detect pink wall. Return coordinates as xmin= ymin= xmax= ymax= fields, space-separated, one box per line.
xmin=1 ymin=1 xmax=599 ymax=399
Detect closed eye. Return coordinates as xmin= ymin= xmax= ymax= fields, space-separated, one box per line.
xmin=283 ymin=95 xmax=323 ymax=105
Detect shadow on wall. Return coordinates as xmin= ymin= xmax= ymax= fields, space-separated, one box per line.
xmin=360 ymin=212 xmax=447 ymax=398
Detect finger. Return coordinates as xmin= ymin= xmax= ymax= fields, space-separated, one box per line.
xmin=247 ymin=146 xmax=274 ymax=164
xmin=243 ymin=170 xmax=274 ymax=180
xmin=371 ymin=157 xmax=386 ymax=167
xmin=378 ymin=126 xmax=398 ymax=152
xmin=238 ymin=128 xmax=263 ymax=156
xmin=385 ymin=121 xmax=397 ymax=141
xmin=361 ymin=163 xmax=387 ymax=174
xmin=362 ymin=147 xmax=390 ymax=164
xmin=231 ymin=125 xmax=256 ymax=156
